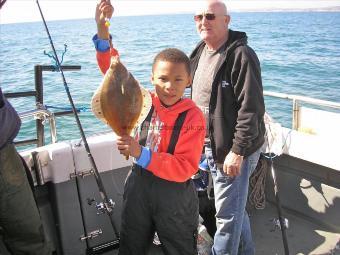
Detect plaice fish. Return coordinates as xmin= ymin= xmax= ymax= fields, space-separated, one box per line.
xmin=91 ymin=55 xmax=152 ymax=140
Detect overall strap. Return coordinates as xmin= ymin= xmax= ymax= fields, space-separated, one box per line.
xmin=167 ymin=110 xmax=188 ymax=155
xmin=139 ymin=106 xmax=154 ymax=147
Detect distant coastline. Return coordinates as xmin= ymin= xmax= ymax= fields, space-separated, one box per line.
xmin=1 ymin=1 xmax=340 ymax=25
xmin=1 ymin=7 xmax=339 ymax=25
xmin=231 ymin=6 xmax=340 ymax=12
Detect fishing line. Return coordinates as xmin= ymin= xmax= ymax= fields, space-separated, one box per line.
xmin=35 ymin=0 xmax=120 ymax=242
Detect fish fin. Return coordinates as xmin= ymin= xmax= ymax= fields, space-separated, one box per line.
xmin=134 ymin=86 xmax=152 ymax=129
xmin=91 ymin=83 xmax=108 ymax=125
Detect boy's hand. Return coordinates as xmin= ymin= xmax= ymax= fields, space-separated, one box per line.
xmin=95 ymin=0 xmax=114 ymax=39
xmin=116 ymin=135 xmax=142 ymax=158
xmin=223 ymin=151 xmax=243 ymax=177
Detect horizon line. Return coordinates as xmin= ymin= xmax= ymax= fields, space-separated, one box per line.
xmin=1 ymin=6 xmax=340 ymax=25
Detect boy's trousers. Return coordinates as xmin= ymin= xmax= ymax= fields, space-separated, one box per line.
xmin=119 ymin=165 xmax=198 ymax=255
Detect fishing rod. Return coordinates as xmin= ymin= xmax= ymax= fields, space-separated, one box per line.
xmin=268 ymin=155 xmax=290 ymax=255
xmin=35 ymin=0 xmax=120 ymax=246
xmin=263 ymin=120 xmax=290 ymax=255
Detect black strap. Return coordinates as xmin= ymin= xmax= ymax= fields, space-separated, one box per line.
xmin=139 ymin=106 xmax=154 ymax=146
xmin=138 ymin=107 xmax=188 ymax=155
xmin=167 ymin=110 xmax=188 ymax=155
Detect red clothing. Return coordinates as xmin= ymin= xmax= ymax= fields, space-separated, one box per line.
xmin=96 ymin=49 xmax=205 ymax=182
xmin=96 ymin=48 xmax=119 ymax=74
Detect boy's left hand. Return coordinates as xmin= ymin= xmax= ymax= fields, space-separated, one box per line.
xmin=116 ymin=135 xmax=142 ymax=158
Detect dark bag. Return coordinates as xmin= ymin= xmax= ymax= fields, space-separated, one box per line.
xmin=192 ymin=154 xmax=216 ymax=237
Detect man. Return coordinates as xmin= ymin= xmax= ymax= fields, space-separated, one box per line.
xmin=190 ymin=1 xmax=266 ymax=254
xmin=0 ymin=89 xmax=52 ymax=254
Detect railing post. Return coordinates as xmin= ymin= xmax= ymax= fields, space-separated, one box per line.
xmin=49 ymin=113 xmax=57 ymax=143
xmin=34 ymin=65 xmax=45 ymax=147
xmin=292 ymin=99 xmax=299 ymax=130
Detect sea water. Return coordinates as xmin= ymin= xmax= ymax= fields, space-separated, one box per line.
xmin=1 ymin=12 xmax=339 ymax=147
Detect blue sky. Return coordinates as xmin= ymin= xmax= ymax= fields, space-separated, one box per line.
xmin=1 ymin=0 xmax=339 ymax=24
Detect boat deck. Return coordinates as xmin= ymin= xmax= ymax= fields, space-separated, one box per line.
xmin=250 ymin=202 xmax=339 ymax=255
xmin=1 ymin=201 xmax=338 ymax=255
xmin=98 ymin=202 xmax=339 ymax=255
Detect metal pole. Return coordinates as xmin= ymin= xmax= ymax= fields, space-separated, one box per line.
xmin=292 ymin=99 xmax=299 ymax=130
xmin=34 ymin=65 xmax=45 ymax=147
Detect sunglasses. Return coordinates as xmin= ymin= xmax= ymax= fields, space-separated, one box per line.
xmin=194 ymin=13 xmax=223 ymax=21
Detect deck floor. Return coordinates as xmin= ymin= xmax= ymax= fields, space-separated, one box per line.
xmin=250 ymin=202 xmax=339 ymax=255
xmin=1 ymin=203 xmax=338 ymax=255
xmin=103 ymin=202 xmax=339 ymax=255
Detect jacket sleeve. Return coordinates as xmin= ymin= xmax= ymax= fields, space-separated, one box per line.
xmin=96 ymin=48 xmax=119 ymax=75
xmin=93 ymin=33 xmax=119 ymax=75
xmin=0 ymin=89 xmax=21 ymax=149
xmin=231 ymin=46 xmax=265 ymax=156
xmin=146 ymin=109 xmax=206 ymax=182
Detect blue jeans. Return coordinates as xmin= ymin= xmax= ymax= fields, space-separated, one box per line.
xmin=205 ymin=146 xmax=261 ymax=255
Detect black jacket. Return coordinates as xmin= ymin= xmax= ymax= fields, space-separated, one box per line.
xmin=190 ymin=30 xmax=265 ymax=166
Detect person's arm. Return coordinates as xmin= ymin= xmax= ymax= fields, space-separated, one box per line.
xmin=93 ymin=0 xmax=118 ymax=74
xmin=146 ymin=108 xmax=206 ymax=182
xmin=222 ymin=47 xmax=264 ymax=176
xmin=93 ymin=35 xmax=119 ymax=74
xmin=95 ymin=0 xmax=113 ymax=40
xmin=231 ymin=46 xmax=265 ymax=156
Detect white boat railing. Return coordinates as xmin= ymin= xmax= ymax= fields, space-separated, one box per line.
xmin=16 ymin=90 xmax=340 ymax=147
xmin=263 ymin=91 xmax=340 ymax=130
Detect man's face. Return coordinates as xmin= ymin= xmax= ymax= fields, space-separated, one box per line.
xmin=195 ymin=2 xmax=230 ymax=47
xmin=151 ymin=61 xmax=191 ymax=106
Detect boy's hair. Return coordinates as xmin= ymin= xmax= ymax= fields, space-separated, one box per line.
xmin=152 ymin=48 xmax=191 ymax=75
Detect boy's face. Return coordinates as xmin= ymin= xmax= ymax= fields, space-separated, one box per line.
xmin=151 ymin=60 xmax=191 ymax=106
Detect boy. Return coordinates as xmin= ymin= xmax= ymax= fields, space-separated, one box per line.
xmin=93 ymin=1 xmax=205 ymax=254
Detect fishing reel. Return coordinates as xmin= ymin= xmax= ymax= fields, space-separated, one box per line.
xmin=87 ymin=198 xmax=115 ymax=215
xmin=270 ymin=217 xmax=289 ymax=232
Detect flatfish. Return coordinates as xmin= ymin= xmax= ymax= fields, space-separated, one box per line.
xmin=91 ymin=55 xmax=151 ymax=138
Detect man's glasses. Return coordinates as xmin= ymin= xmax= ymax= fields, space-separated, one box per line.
xmin=194 ymin=13 xmax=223 ymax=22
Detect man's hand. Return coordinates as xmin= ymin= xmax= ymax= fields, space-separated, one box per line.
xmin=95 ymin=0 xmax=114 ymax=39
xmin=223 ymin=151 xmax=244 ymax=177
xmin=116 ymin=135 xmax=142 ymax=159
